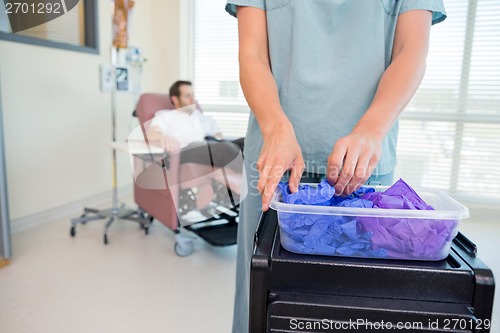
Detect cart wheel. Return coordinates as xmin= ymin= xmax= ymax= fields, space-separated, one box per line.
xmin=174 ymin=241 xmax=193 ymax=257
xmin=70 ymin=226 xmax=76 ymax=237
xmin=80 ymin=214 xmax=87 ymax=225
xmin=104 ymin=234 xmax=109 ymax=245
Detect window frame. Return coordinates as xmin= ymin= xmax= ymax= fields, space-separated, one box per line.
xmin=0 ymin=0 xmax=99 ymax=55
xmin=180 ymin=0 xmax=194 ymax=80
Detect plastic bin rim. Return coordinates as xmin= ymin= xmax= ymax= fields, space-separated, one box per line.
xmin=269 ymin=185 xmax=470 ymax=220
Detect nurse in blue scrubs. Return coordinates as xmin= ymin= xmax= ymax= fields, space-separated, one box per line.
xmin=225 ymin=1 xmax=447 ymax=332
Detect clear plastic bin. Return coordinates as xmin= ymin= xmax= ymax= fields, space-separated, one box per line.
xmin=270 ymin=185 xmax=469 ymax=261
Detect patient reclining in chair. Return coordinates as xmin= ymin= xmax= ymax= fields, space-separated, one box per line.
xmin=144 ymin=81 xmax=244 ymax=221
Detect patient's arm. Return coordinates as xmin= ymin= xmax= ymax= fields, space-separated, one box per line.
xmin=146 ymin=125 xmax=180 ymax=153
xmin=145 ymin=125 xmax=163 ymax=141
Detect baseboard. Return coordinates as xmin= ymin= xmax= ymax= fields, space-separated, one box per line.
xmin=0 ymin=258 xmax=10 ymax=269
xmin=10 ymin=185 xmax=133 ymax=234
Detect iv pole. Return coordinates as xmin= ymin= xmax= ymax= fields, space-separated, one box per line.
xmin=69 ymin=0 xmax=148 ymax=244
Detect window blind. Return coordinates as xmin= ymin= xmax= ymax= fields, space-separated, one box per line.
xmin=192 ymin=0 xmax=249 ymax=138
xmin=193 ymin=0 xmax=246 ymax=106
xmin=395 ymin=0 xmax=500 ymax=203
xmin=192 ymin=0 xmax=500 ymax=203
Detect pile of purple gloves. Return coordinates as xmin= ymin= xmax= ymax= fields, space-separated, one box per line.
xmin=277 ymin=179 xmax=459 ymax=260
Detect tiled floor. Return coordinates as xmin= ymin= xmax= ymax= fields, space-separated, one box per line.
xmin=0 ymin=211 xmax=237 ymax=333
xmin=0 ymin=203 xmax=498 ymax=333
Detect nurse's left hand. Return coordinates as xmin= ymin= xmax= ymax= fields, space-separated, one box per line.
xmin=327 ymin=129 xmax=383 ymax=196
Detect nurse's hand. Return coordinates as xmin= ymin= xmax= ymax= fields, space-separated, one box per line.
xmin=258 ymin=122 xmax=305 ymax=211
xmin=327 ymin=129 xmax=383 ymax=196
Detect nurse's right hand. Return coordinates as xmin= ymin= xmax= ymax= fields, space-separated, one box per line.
xmin=257 ymin=121 xmax=305 ymax=211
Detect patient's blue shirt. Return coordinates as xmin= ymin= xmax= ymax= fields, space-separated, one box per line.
xmin=225 ymin=0 xmax=446 ymax=175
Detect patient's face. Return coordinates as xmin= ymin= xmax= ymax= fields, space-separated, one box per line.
xmin=176 ymin=85 xmax=195 ymax=109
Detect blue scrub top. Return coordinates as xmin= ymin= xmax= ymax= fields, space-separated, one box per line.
xmin=226 ymin=0 xmax=446 ymax=176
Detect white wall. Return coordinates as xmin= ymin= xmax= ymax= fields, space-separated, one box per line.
xmin=0 ymin=0 xmax=180 ymax=221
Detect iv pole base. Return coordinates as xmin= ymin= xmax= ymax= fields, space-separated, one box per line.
xmin=70 ymin=206 xmax=152 ymax=245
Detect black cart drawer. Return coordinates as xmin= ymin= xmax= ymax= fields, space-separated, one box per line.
xmin=268 ymin=292 xmax=474 ymax=332
xmin=250 ymin=210 xmax=495 ymax=333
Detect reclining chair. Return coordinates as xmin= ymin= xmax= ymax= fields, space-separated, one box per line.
xmin=132 ymin=93 xmax=243 ymax=256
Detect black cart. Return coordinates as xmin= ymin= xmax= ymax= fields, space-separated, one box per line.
xmin=250 ymin=210 xmax=495 ymax=332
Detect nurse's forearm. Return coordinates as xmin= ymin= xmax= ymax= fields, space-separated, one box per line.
xmin=239 ymin=56 xmax=291 ymax=135
xmin=237 ymin=6 xmax=304 ymax=206
xmin=353 ymin=49 xmax=427 ymax=138
xmin=353 ymin=10 xmax=432 ymax=138
xmin=237 ymin=5 xmax=290 ymax=135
